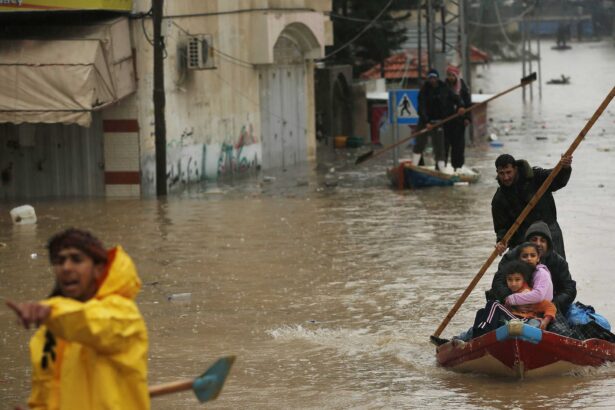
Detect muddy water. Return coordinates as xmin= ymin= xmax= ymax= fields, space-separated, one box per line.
xmin=2 ymin=40 xmax=615 ymax=409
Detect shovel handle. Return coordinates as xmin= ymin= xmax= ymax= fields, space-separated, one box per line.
xmin=149 ymin=378 xmax=193 ymax=397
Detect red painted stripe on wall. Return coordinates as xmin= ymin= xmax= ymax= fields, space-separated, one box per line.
xmin=103 ymin=119 xmax=139 ymax=133
xmin=105 ymin=171 xmax=140 ymax=185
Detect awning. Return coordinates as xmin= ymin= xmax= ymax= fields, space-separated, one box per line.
xmin=0 ymin=17 xmax=135 ymax=127
xmin=0 ymin=39 xmax=119 ymax=127
xmin=0 ymin=0 xmax=132 ymax=12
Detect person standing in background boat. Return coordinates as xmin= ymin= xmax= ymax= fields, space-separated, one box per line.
xmin=492 ymin=153 xmax=572 ymax=258
xmin=6 ymin=228 xmax=149 ymax=410
xmin=443 ymin=66 xmax=472 ymax=172
xmin=412 ymin=68 xmax=465 ymax=171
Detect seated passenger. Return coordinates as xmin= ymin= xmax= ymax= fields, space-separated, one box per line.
xmin=502 ymin=260 xmax=556 ymax=330
xmin=469 ymin=261 xmax=554 ymax=339
xmin=488 ymin=221 xmax=576 ymax=314
xmin=504 ymin=242 xmax=553 ymax=308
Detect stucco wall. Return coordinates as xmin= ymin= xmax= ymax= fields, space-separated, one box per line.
xmin=130 ymin=0 xmax=329 ymax=195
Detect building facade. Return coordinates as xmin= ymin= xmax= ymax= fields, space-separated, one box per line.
xmin=0 ymin=0 xmax=332 ymax=199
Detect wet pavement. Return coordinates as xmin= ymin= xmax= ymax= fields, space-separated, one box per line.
xmin=2 ymin=40 xmax=615 ymax=409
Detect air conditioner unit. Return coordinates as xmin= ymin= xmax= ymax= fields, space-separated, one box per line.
xmin=187 ymin=35 xmax=215 ymax=70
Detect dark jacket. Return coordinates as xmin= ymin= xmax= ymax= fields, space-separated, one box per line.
xmin=487 ymin=221 xmax=577 ymax=313
xmin=417 ymin=80 xmax=462 ymax=125
xmin=491 ymin=159 xmax=571 ymax=249
xmin=449 ymin=78 xmax=472 ymax=124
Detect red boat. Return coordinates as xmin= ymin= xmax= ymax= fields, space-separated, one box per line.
xmin=436 ymin=320 xmax=615 ymax=378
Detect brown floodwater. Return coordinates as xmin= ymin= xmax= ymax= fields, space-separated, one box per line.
xmin=2 ymin=40 xmax=615 ymax=409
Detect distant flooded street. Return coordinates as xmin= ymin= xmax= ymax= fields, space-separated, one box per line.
xmin=2 ymin=40 xmax=615 ymax=409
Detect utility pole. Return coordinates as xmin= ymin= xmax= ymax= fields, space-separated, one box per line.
xmin=418 ymin=0 xmax=422 ymax=81
xmin=459 ymin=0 xmax=471 ymax=91
xmin=153 ymin=0 xmax=167 ymax=196
xmin=426 ymin=0 xmax=435 ymax=69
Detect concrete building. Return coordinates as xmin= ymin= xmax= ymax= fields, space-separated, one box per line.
xmin=0 ymin=1 xmax=332 ymax=199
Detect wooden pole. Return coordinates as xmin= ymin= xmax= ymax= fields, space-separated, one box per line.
xmin=431 ymin=86 xmax=615 ymax=339
xmin=149 ymin=379 xmax=193 ymax=397
xmin=153 ymin=0 xmax=167 ymax=196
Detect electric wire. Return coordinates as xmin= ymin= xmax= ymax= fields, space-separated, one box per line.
xmin=468 ymin=2 xmax=536 ymax=28
xmin=494 ymin=0 xmax=524 ymax=47
xmin=320 ymin=0 xmax=396 ymax=60
xmin=170 ymin=20 xmax=254 ymax=69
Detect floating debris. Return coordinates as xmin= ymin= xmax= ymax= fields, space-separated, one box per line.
xmin=167 ymin=293 xmax=192 ymax=303
xmin=10 ymin=205 xmax=37 ymax=225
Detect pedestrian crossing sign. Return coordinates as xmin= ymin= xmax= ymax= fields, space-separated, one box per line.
xmin=388 ymin=89 xmax=419 ymax=125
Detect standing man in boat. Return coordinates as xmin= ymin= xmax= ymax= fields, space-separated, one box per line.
xmin=492 ymin=153 xmax=572 ymax=258
xmin=412 ymin=68 xmax=465 ymax=171
xmin=443 ymin=66 xmax=472 ymax=172
xmin=6 ymin=228 xmax=150 ymax=410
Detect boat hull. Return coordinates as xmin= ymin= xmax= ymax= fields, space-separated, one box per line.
xmin=388 ymin=162 xmax=480 ymax=189
xmin=436 ymin=321 xmax=615 ymax=378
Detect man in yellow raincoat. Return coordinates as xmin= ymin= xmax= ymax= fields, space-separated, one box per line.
xmin=7 ymin=228 xmax=149 ymax=409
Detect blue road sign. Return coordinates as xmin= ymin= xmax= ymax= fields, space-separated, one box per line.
xmin=388 ymin=89 xmax=419 ymax=125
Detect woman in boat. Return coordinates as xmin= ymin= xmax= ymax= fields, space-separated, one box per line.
xmin=488 ymin=221 xmax=576 ymax=315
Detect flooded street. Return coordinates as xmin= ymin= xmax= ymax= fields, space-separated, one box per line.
xmin=2 ymin=40 xmax=615 ymax=409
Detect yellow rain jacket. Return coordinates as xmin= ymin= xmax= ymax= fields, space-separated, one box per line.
xmin=28 ymin=246 xmax=149 ymax=410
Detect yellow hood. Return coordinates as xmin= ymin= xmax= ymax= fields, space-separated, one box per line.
xmin=96 ymin=245 xmax=142 ymax=300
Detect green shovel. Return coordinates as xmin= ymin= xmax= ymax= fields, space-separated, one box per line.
xmin=149 ymin=356 xmax=235 ymax=403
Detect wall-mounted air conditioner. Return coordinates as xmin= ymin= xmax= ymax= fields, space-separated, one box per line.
xmin=187 ymin=34 xmax=215 ymax=70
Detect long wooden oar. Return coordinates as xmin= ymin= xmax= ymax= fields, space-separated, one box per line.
xmin=430 ymin=85 xmax=615 ymax=343
xmin=355 ymin=72 xmax=537 ymax=166
xmin=149 ymin=356 xmax=235 ymax=403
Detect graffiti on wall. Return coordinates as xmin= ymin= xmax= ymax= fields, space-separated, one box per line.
xmin=216 ymin=124 xmax=259 ymax=176
xmin=141 ymin=122 xmax=262 ymax=191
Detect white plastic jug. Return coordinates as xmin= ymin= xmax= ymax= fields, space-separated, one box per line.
xmin=9 ymin=205 xmax=37 ymax=224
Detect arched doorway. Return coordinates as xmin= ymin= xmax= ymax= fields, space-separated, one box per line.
xmin=259 ymin=23 xmax=319 ymax=170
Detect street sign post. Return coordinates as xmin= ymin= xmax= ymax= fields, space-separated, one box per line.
xmin=388 ymin=89 xmax=419 ymax=125
xmin=388 ymin=89 xmax=419 ymax=163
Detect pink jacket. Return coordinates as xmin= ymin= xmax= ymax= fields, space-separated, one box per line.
xmin=505 ymin=263 xmax=553 ymax=306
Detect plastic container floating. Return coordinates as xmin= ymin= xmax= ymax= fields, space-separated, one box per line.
xmin=10 ymin=205 xmax=37 ymax=224
xmin=167 ymin=292 xmax=192 ymax=303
